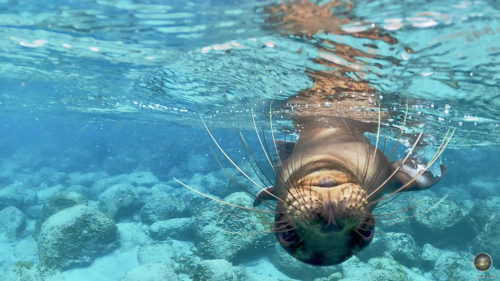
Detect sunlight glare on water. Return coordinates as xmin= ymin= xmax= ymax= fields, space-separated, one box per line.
xmin=0 ymin=0 xmax=498 ymax=145
xmin=0 ymin=1 xmax=500 ymax=148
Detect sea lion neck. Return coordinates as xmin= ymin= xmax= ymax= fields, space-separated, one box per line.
xmin=280 ymin=127 xmax=368 ymax=182
xmin=276 ymin=125 xmax=393 ymax=195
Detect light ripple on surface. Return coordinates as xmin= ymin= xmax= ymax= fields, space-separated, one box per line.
xmin=0 ymin=0 xmax=498 ymax=147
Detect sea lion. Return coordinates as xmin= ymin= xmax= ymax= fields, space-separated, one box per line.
xmin=253 ymin=118 xmax=447 ymax=265
xmin=176 ymin=0 xmax=453 ymax=267
xmin=250 ymin=0 xmax=451 ymax=265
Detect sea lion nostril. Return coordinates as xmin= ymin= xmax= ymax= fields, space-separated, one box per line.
xmin=315 ymin=203 xmax=342 ymax=231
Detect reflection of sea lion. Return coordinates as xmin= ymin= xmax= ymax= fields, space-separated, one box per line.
xmin=254 ymin=118 xmax=446 ymax=265
xmin=251 ymin=0 xmax=451 ymax=266
xmin=265 ymin=0 xmax=405 ymax=129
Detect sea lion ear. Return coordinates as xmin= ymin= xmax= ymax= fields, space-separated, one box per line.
xmin=275 ymin=140 xmax=296 ymax=162
xmin=391 ymin=160 xmax=447 ymax=191
xmin=253 ymin=186 xmax=277 ymax=207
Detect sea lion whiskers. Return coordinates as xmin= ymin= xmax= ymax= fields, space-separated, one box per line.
xmin=272 ymin=221 xmax=298 ymax=233
xmin=373 ymin=193 xmax=434 ymax=221
xmin=374 ymin=194 xmax=449 ymax=223
xmin=367 ymin=131 xmax=424 ymax=200
xmin=275 ymin=131 xmax=307 ymax=208
xmin=222 ymin=229 xmax=274 ymax=236
xmin=236 ymin=129 xmax=306 ymax=214
xmin=276 ymin=231 xmax=306 ymax=247
xmin=370 ymin=127 xmax=455 ymax=206
xmin=293 ymin=150 xmax=313 ymax=212
xmin=269 ymin=102 xmax=283 ymax=168
xmin=352 ymin=229 xmax=374 ymax=241
xmin=352 ymin=212 xmax=376 ymax=241
xmin=340 ymin=118 xmax=363 ymax=183
xmin=389 ymin=101 xmax=409 ymax=161
xmin=373 ymin=201 xmax=420 ymax=219
xmin=265 ymin=102 xmax=307 ymax=208
xmin=259 ymin=125 xmax=278 ymax=171
xmin=278 ymin=151 xmax=313 ymax=220
xmin=211 ymin=146 xmax=277 ymax=210
xmin=256 ymin=218 xmax=290 ymax=226
xmin=239 ymin=132 xmax=274 ymax=187
xmin=373 ymin=194 xmax=439 ymax=219
xmin=217 ymin=206 xmax=280 ymax=237
xmin=252 ymin=108 xmax=276 ymax=173
xmin=366 ymin=102 xmax=413 ymax=208
xmin=272 ymin=165 xmax=306 ymax=216
xmin=216 ymin=205 xmax=253 ymax=220
xmin=365 ymin=105 xmax=395 ymax=192
xmin=216 ymin=206 xmax=279 ymax=235
xmin=173 ymin=177 xmax=276 ymax=214
xmin=362 ymin=137 xmax=376 ymax=191
xmin=300 ymin=152 xmax=320 ymax=217
xmin=201 ymin=115 xmax=286 ymax=205
xmin=365 ymin=104 xmax=382 ymax=186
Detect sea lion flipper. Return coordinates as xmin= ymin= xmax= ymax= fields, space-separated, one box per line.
xmin=253 ymin=186 xmax=277 ymax=207
xmin=392 ymin=160 xmax=447 ymax=191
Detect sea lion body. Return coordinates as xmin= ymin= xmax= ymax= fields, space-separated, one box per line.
xmin=252 ymin=1 xmax=449 ymax=266
xmin=273 ymin=125 xmax=386 ymax=265
xmin=255 ymin=121 xmax=444 ymax=265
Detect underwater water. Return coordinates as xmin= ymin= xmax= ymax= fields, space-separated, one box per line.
xmin=0 ymin=0 xmax=499 ymax=280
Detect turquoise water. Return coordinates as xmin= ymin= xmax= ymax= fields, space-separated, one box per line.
xmin=0 ymin=0 xmax=499 ymax=280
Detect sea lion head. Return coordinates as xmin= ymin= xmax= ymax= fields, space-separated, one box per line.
xmin=274 ymin=160 xmax=375 ymax=266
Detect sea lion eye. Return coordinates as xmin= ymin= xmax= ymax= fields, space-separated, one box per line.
xmin=318 ymin=178 xmax=338 ymax=187
xmin=357 ymin=215 xmax=375 ymax=240
xmin=279 ymin=230 xmax=298 ymax=244
xmin=275 ymin=222 xmax=300 ymax=245
xmin=359 ymin=226 xmax=374 ymax=240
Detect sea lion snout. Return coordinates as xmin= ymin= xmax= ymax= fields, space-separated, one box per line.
xmin=291 ymin=169 xmax=367 ymax=226
xmin=277 ymin=179 xmax=374 ymax=265
xmin=300 ymin=182 xmax=369 ymax=232
xmin=284 ymin=168 xmax=370 ymax=234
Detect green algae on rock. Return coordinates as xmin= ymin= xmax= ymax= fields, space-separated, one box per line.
xmin=34 ymin=191 xmax=88 ymax=238
xmin=37 ymin=204 xmax=119 ymax=270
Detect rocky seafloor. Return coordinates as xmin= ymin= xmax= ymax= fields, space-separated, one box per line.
xmin=0 ymin=150 xmax=499 ymax=281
